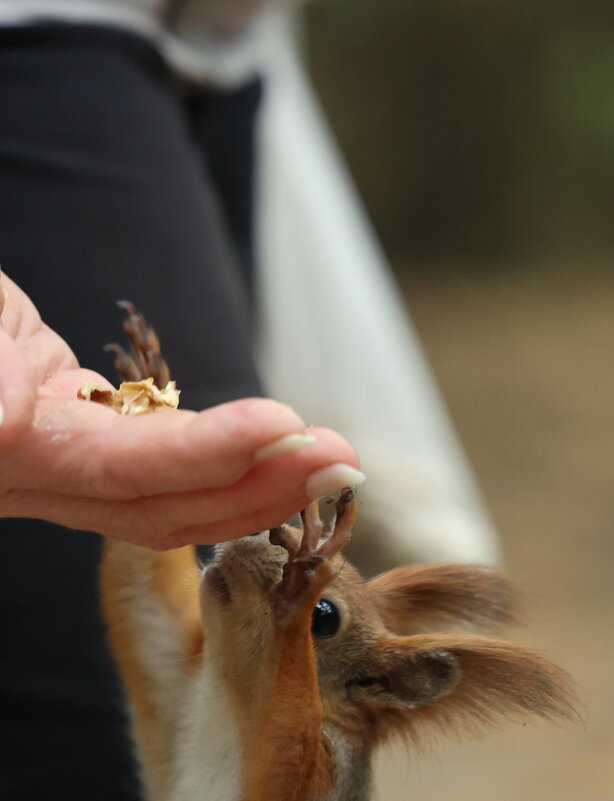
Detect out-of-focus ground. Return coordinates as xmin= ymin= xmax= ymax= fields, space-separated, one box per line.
xmin=305 ymin=5 xmax=613 ymax=794
xmin=373 ymin=264 xmax=614 ymax=801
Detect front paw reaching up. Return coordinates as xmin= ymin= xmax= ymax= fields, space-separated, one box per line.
xmin=269 ymin=488 xmax=357 ymax=624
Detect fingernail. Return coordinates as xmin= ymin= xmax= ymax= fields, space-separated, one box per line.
xmin=254 ymin=432 xmax=317 ymax=462
xmin=305 ymin=464 xmax=366 ymax=500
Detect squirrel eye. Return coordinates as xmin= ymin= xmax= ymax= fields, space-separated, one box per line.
xmin=311 ymin=598 xmax=341 ymax=638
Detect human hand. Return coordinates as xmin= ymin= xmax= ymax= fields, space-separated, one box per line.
xmin=0 ymin=272 xmax=364 ymax=548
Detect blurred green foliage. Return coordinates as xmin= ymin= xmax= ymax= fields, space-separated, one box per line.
xmin=306 ymin=0 xmax=614 ymax=266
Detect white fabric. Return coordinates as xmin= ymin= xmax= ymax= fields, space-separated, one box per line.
xmin=0 ymin=0 xmax=274 ymax=87
xmin=255 ymin=12 xmax=500 ymax=565
xmin=0 ymin=0 xmax=163 ymax=33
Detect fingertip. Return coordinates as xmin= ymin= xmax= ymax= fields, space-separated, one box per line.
xmin=304 ymin=464 xmax=366 ymax=501
xmin=217 ymin=396 xmax=307 ymax=446
xmin=301 ymin=426 xmax=362 ymax=471
xmin=184 ymin=397 xmax=310 ymax=476
xmin=253 ymin=432 xmax=317 ymax=462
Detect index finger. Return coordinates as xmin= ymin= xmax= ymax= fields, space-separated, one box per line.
xmin=2 ymin=395 xmax=317 ymax=499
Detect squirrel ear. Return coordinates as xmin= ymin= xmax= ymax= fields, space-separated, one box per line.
xmin=346 ymin=646 xmax=459 ymax=711
xmin=352 ymin=633 xmax=575 ymax=740
xmin=368 ymin=564 xmax=519 ymax=634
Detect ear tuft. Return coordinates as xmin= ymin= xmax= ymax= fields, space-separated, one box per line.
xmin=398 ymin=634 xmax=578 ymax=732
xmin=369 ymin=564 xmax=520 ymax=634
xmin=359 ymin=633 xmax=577 ymax=751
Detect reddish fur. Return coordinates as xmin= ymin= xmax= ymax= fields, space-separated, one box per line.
xmin=100 ymin=541 xmax=203 ymax=791
xmin=369 ymin=633 xmax=576 ymax=746
xmin=369 ymin=563 xmax=520 ymax=633
xmin=241 ymin=528 xmax=340 ymax=801
xmin=242 ymin=619 xmax=334 ymax=801
xmin=149 ymin=544 xmax=204 ymax=667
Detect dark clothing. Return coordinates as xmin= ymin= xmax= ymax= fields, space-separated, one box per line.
xmin=0 ymin=24 xmax=263 ymax=799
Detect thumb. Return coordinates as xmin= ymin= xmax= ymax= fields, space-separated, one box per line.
xmin=0 ymin=278 xmax=36 ymax=453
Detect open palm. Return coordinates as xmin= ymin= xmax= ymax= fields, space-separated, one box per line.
xmin=0 ymin=273 xmax=362 ymax=548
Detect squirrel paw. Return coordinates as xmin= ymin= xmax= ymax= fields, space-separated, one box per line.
xmin=269 ymin=488 xmax=357 ymax=623
xmin=104 ymin=300 xmax=170 ymax=388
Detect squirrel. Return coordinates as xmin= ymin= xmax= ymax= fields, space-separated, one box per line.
xmin=83 ymin=302 xmax=576 ymax=801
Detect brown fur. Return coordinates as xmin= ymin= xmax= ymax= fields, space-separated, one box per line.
xmin=243 ymin=622 xmax=334 ymax=801
xmin=369 ymin=563 xmax=521 ymax=633
xmin=366 ymin=633 xmax=576 ymax=746
xmin=100 ymin=541 xmax=203 ymax=795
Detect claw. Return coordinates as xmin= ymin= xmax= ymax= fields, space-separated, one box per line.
xmin=299 ymin=501 xmax=323 ymax=554
xmin=317 ymin=487 xmax=356 ymax=561
xmin=103 ymin=343 xmax=141 ymax=383
xmin=109 ymin=301 xmax=171 ymax=387
xmin=336 ymin=486 xmax=356 ymax=520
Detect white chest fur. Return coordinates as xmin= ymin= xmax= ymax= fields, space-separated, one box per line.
xmin=167 ymin=658 xmax=243 ymax=801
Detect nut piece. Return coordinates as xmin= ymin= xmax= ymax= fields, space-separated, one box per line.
xmin=78 ymin=377 xmax=180 ymax=416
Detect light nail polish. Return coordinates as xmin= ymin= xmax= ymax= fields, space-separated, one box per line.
xmin=254 ymin=432 xmax=317 ymax=462
xmin=305 ymin=464 xmax=366 ymax=501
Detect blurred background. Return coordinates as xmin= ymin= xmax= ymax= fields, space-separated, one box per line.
xmin=305 ymin=2 xmax=613 ymax=799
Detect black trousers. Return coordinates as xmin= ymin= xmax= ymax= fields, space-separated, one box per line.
xmin=0 ymin=25 xmax=264 ymax=799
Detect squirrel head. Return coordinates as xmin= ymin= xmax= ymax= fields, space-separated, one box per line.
xmin=200 ymin=501 xmax=575 ymax=781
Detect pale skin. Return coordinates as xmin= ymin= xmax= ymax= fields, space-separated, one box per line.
xmin=0 ymin=272 xmax=362 ymax=549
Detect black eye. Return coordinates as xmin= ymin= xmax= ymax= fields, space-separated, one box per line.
xmin=311 ymin=598 xmax=341 ymax=638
